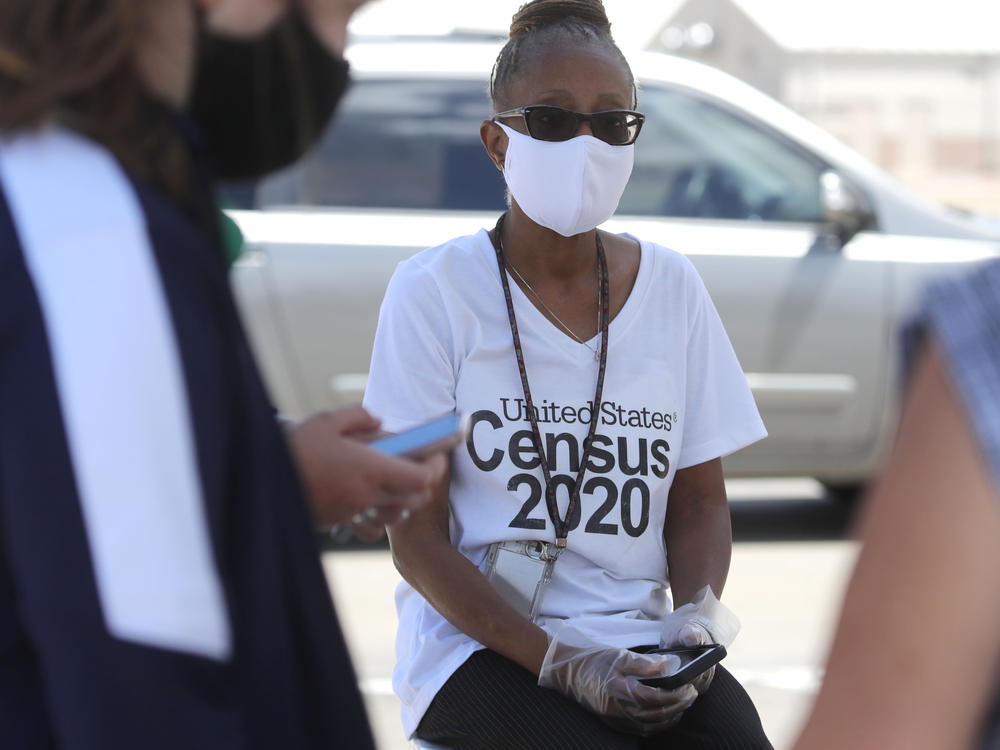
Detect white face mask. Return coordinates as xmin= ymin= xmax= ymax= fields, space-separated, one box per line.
xmin=497 ymin=122 xmax=634 ymax=237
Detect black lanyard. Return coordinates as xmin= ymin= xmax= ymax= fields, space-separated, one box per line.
xmin=490 ymin=214 xmax=610 ymax=547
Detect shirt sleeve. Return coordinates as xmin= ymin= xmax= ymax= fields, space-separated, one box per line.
xmin=677 ymin=260 xmax=768 ymax=469
xmin=904 ymin=258 xmax=1000 ymax=488
xmin=362 ymin=257 xmax=458 ymax=432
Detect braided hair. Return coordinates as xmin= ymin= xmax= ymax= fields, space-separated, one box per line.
xmin=489 ymin=0 xmax=636 ymax=110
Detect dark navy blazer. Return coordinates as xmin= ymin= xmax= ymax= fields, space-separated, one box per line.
xmin=0 ymin=131 xmax=374 ymax=749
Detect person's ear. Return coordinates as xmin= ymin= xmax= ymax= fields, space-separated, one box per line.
xmin=480 ymin=120 xmax=508 ymax=172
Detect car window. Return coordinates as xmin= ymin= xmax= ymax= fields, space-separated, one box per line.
xmin=252 ymin=79 xmax=507 ymax=211
xmin=621 ymin=85 xmax=826 ymax=222
xmin=234 ymin=76 xmax=825 ymax=224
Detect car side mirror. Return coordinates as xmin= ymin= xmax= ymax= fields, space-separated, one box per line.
xmin=818 ymin=170 xmax=874 ymax=248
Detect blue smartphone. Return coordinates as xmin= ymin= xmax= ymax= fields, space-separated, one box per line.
xmin=367 ymin=413 xmax=466 ymax=459
xmin=638 ymin=643 xmax=727 ymax=690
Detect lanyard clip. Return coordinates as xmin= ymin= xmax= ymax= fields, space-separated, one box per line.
xmin=526 ymin=540 xmax=564 ymax=562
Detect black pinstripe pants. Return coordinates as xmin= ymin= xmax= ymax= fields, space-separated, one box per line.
xmin=416 ymin=649 xmax=772 ymax=749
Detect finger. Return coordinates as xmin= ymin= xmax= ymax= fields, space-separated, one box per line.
xmin=677 ymin=622 xmax=710 ymax=647
xmin=618 ymin=652 xmax=673 ymax=677
xmin=620 ymin=702 xmax=689 ymax=727
xmin=350 ymin=520 xmax=387 ymax=543
xmin=348 ymin=504 xmax=410 ymax=531
xmin=362 ymin=450 xmax=437 ymax=498
xmin=350 ymin=506 xmax=379 ymax=525
xmin=691 ymin=665 xmax=716 ymax=693
xmin=379 ymin=506 xmax=412 ymax=526
xmin=419 ymin=452 xmax=448 ymax=484
xmin=606 ymin=676 xmax=680 ymax=709
xmin=627 ymin=681 xmax=698 ymax=709
xmin=326 ymin=405 xmax=382 ymax=435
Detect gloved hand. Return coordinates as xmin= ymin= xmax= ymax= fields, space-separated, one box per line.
xmin=538 ymin=626 xmax=697 ymax=736
xmin=674 ymin=620 xmax=716 ymax=695
xmin=660 ymin=586 xmax=741 ymax=697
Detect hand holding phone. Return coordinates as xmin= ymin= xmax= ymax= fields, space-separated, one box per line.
xmin=348 ymin=413 xmax=464 ymax=535
xmin=538 ymin=628 xmax=698 ymax=736
xmin=289 ymin=406 xmax=448 ymax=530
xmin=638 ymin=643 xmax=726 ymax=690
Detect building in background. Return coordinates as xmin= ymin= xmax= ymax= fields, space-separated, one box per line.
xmin=651 ymin=0 xmax=1000 ymax=214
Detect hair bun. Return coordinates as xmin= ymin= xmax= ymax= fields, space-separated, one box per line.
xmin=510 ymin=0 xmax=612 ymax=38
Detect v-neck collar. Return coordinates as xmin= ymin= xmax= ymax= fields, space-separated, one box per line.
xmin=477 ymin=228 xmax=652 ymax=361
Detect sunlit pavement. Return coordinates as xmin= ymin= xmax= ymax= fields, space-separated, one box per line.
xmin=323 ymin=478 xmax=860 ymax=749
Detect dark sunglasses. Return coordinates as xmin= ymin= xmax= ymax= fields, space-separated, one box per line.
xmin=493 ymin=105 xmax=645 ymax=146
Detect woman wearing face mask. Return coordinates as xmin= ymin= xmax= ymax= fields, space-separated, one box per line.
xmin=363 ymin=1 xmax=770 ymax=747
xmin=0 ymin=1 xmax=443 ymax=748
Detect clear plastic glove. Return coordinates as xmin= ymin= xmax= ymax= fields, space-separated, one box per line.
xmin=538 ymin=625 xmax=697 ymax=736
xmin=660 ymin=586 xmax=741 ymax=696
xmin=675 ymin=621 xmax=716 ymax=695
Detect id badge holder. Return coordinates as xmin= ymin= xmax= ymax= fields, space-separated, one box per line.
xmin=484 ymin=540 xmax=561 ymax=621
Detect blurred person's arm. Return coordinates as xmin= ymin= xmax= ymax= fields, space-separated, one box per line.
xmin=794 ymin=344 xmax=1000 ymax=750
xmin=664 ymin=457 xmax=731 ymax=606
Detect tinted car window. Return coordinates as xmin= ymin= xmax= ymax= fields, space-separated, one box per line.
xmin=243 ymin=77 xmax=825 ymax=224
xmin=621 ymin=86 xmax=826 ymax=222
xmin=255 ymin=79 xmax=506 ymax=211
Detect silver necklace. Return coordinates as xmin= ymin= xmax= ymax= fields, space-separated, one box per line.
xmin=504 ymin=257 xmax=602 ymax=361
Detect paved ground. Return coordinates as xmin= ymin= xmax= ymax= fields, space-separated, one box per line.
xmin=323 ymin=479 xmax=860 ymax=749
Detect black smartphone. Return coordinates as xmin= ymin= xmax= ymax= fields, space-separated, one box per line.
xmin=638 ymin=643 xmax=727 ymax=690
xmin=367 ymin=413 xmax=467 ymax=460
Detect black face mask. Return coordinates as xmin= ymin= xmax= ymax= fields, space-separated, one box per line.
xmin=189 ymin=11 xmax=351 ymax=180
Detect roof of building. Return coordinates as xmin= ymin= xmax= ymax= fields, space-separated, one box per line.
xmin=347 ymin=0 xmax=1000 ymax=57
xmin=659 ymin=0 xmax=1000 ymax=55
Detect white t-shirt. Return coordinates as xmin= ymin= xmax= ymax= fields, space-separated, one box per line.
xmin=363 ymin=228 xmax=766 ymax=736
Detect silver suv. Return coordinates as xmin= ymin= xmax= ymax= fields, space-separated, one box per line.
xmin=228 ymin=35 xmax=1000 ymax=495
